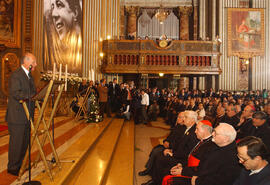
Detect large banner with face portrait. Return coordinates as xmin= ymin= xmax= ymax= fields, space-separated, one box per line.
xmin=43 ymin=0 xmax=82 ymax=74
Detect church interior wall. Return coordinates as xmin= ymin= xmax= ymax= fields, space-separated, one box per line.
xmin=218 ymin=0 xmax=270 ymax=91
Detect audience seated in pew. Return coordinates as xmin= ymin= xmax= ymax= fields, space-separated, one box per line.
xmin=162 ymin=120 xmax=215 ymax=185
xmin=233 ymin=136 xmax=270 ymax=185
xmin=250 ymin=111 xmax=270 ymax=150
xmin=138 ymin=112 xmax=186 ymax=176
xmin=219 ymin=103 xmax=240 ymax=129
xmin=141 ymin=111 xmax=199 ymax=185
xmin=236 ymin=105 xmax=255 ymax=140
xmin=162 ymin=123 xmax=241 ymax=185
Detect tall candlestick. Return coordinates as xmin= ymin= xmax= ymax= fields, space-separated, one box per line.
xmin=59 ymin=64 xmax=62 ymax=80
xmin=65 ymin=64 xmax=68 ymax=91
xmin=53 ymin=63 xmax=56 ymax=80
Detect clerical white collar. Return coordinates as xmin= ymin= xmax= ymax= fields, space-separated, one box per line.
xmin=21 ymin=65 xmax=29 ymax=77
xmin=249 ymin=167 xmax=264 ymax=176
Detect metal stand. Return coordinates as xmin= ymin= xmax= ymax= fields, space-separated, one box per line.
xmin=22 ymin=70 xmax=41 ymax=185
xmin=49 ymin=93 xmax=74 ymax=164
xmin=75 ymin=87 xmax=92 ymax=120
xmin=19 ymin=80 xmax=63 ymax=181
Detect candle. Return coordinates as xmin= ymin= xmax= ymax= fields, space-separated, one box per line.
xmin=59 ymin=64 xmax=62 ymax=80
xmin=91 ymin=69 xmax=95 ymax=82
xmin=65 ymin=64 xmax=68 ymax=91
xmin=89 ymin=70 xmax=91 ymax=81
xmin=52 ymin=63 xmax=56 ymax=80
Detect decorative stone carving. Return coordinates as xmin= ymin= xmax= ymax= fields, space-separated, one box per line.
xmin=120 ymin=6 xmax=126 ymax=39
xmin=1 ymin=53 xmax=19 ymax=95
xmin=178 ymin=6 xmax=193 ymax=40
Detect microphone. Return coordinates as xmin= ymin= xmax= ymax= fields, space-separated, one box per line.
xmin=29 ymin=65 xmax=33 ymax=72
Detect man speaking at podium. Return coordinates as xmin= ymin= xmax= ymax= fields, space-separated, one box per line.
xmin=6 ymin=53 xmax=37 ymax=176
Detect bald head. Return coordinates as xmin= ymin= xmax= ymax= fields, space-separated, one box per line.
xmin=21 ymin=53 xmax=37 ymax=71
xmin=212 ymin=123 xmax=236 ymax=147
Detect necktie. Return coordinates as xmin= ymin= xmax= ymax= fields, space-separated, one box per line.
xmin=28 ymin=72 xmax=33 ymax=79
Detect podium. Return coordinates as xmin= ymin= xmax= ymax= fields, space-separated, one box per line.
xmin=19 ymin=80 xmax=65 ymax=181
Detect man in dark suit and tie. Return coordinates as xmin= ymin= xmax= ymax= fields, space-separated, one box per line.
xmin=108 ymin=78 xmax=120 ymax=112
xmin=6 ymin=53 xmax=37 ymax=176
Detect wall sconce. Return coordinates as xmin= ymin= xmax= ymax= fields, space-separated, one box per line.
xmin=159 ymin=73 xmax=164 ymax=77
xmin=99 ymin=52 xmax=104 ymax=58
xmin=240 ymin=58 xmax=249 ymax=73
xmin=107 ymin=35 xmax=111 ymax=40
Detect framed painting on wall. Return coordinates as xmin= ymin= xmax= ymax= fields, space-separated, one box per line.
xmin=0 ymin=0 xmax=21 ymax=48
xmin=228 ymin=8 xmax=264 ymax=57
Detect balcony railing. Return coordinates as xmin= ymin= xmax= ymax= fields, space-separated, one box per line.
xmin=101 ymin=40 xmax=222 ymax=75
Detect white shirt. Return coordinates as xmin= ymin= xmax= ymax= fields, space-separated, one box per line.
xmin=141 ymin=93 xmax=149 ymax=106
xmin=197 ymin=109 xmax=206 ymax=121
xmin=123 ymin=105 xmax=130 ymax=114
xmin=249 ymin=167 xmax=264 ymax=176
xmin=21 ymin=65 xmax=30 ymax=78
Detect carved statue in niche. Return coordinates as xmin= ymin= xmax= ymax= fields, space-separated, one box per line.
xmin=1 ymin=53 xmax=19 ymax=95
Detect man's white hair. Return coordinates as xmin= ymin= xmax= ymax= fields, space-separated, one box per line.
xmin=218 ymin=123 xmax=236 ymax=142
xmin=185 ymin=110 xmax=198 ymax=123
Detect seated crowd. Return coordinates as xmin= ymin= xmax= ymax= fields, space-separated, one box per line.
xmin=75 ymin=79 xmax=270 ymax=185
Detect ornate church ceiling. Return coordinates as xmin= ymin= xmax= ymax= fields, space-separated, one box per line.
xmin=121 ymin=0 xmax=194 ymax=7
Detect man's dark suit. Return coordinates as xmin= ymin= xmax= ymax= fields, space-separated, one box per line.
xmin=6 ymin=67 xmax=36 ymax=174
xmin=151 ymin=124 xmax=199 ymax=184
xmin=108 ymin=83 xmax=120 ymax=112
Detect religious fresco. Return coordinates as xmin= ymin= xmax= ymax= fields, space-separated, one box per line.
xmin=43 ymin=0 xmax=82 ymax=75
xmin=0 ymin=0 xmax=21 ymax=47
xmin=228 ymin=8 xmax=264 ymax=57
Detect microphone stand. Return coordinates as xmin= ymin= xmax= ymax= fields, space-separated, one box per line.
xmin=23 ymin=66 xmax=41 ymax=185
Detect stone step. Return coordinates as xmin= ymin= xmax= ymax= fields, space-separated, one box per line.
xmin=64 ymin=118 xmax=125 ymax=185
xmin=102 ymin=120 xmax=135 ymax=185
xmin=33 ymin=117 xmax=114 ymax=184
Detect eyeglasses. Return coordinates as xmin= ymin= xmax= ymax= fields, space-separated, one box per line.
xmin=237 ymin=155 xmax=250 ymax=164
xmin=212 ymin=130 xmax=222 ymax=136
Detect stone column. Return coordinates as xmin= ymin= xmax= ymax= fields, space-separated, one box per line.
xmin=193 ymin=4 xmax=199 ymax=40
xmin=120 ymin=6 xmax=126 ymax=39
xmin=179 ymin=6 xmax=193 ymax=40
xmin=199 ymin=0 xmax=206 ymax=40
xmin=179 ymin=77 xmax=189 ymax=90
xmin=212 ymin=0 xmax=216 ymax=40
xmin=193 ymin=77 xmax=197 ymax=90
xmin=125 ymin=6 xmax=140 ymax=37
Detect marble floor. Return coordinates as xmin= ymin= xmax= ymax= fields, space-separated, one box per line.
xmin=0 ymin=115 xmax=90 ymax=185
xmin=134 ymin=119 xmax=170 ymax=185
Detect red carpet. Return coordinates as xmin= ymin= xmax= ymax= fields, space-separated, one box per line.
xmin=0 ymin=125 xmax=8 ymax=132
